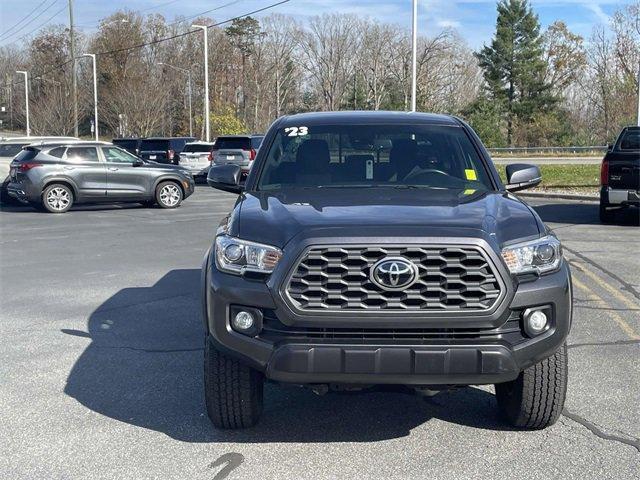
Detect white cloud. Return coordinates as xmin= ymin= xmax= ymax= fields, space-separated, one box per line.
xmin=436 ymin=19 xmax=462 ymax=28
xmin=583 ymin=2 xmax=611 ymax=24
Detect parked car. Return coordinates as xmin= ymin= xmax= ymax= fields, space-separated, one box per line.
xmin=599 ymin=126 xmax=640 ymax=223
xmin=138 ymin=137 xmax=196 ymax=165
xmin=179 ymin=141 xmax=216 ymax=180
xmin=203 ymin=111 xmax=570 ymax=430
xmin=212 ymin=134 xmax=264 ymax=174
xmin=7 ymin=141 xmax=194 ymax=213
xmin=112 ymin=137 xmax=143 ymax=156
xmin=1 ymin=136 xmax=79 ymax=203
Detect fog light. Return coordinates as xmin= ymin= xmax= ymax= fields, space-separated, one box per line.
xmin=232 ymin=310 xmax=255 ymax=331
xmin=524 ymin=308 xmax=549 ymax=337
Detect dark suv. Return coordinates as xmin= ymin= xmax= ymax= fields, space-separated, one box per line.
xmin=139 ymin=137 xmax=196 ymax=164
xmin=203 ymin=111 xmax=571 ymax=430
xmin=599 ymin=126 xmax=640 ymax=222
xmin=7 ymin=142 xmax=194 ymax=212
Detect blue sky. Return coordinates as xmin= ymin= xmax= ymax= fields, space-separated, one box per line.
xmin=0 ymin=0 xmax=632 ymax=49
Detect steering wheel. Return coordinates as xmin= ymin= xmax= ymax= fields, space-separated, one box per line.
xmin=404 ymin=168 xmax=451 ymax=182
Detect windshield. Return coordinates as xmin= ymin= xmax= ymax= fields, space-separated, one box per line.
xmin=257 ymin=124 xmax=493 ymax=191
xmin=183 ymin=144 xmax=213 ymax=153
xmin=140 ymin=139 xmax=169 ymax=151
xmin=618 ymin=130 xmax=640 ymax=151
xmin=113 ymin=139 xmax=138 ymax=150
xmin=0 ymin=143 xmax=28 ymax=157
xmin=216 ymin=137 xmax=251 ymax=150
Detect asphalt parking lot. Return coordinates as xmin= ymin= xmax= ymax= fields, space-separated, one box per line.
xmin=1 ymin=187 xmax=639 ymax=480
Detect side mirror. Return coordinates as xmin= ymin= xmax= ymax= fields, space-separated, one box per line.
xmin=207 ymin=164 xmax=244 ymax=194
xmin=505 ymin=163 xmax=541 ymax=192
xmin=133 ymin=159 xmax=144 ymax=167
xmin=607 ymin=143 xmax=613 ymax=152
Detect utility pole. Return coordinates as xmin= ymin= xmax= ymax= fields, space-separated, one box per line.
xmin=82 ymin=54 xmax=98 ymax=141
xmin=16 ymin=71 xmax=30 ymax=136
xmin=192 ymin=24 xmax=210 ymax=142
xmin=410 ymin=0 xmax=418 ymax=112
xmin=68 ymin=0 xmax=78 ymax=137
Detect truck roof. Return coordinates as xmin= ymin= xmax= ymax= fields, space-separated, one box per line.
xmin=277 ymin=110 xmax=459 ymax=127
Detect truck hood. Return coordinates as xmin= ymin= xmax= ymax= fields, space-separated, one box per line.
xmin=232 ymin=188 xmax=542 ymax=250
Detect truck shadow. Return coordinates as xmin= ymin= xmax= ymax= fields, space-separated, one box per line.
xmin=531 ymin=202 xmax=639 ymax=226
xmin=64 ymin=269 xmax=513 ymax=444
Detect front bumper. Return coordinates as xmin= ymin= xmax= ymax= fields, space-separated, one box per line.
xmin=182 ymin=177 xmax=196 ymax=198
xmin=203 ymin=249 xmax=572 ymax=386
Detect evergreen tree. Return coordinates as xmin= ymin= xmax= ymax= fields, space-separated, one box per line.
xmin=476 ymin=0 xmax=556 ymax=145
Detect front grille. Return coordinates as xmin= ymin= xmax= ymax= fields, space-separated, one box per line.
xmin=285 ymin=245 xmax=504 ymax=312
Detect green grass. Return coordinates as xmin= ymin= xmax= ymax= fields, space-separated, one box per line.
xmin=497 ymin=164 xmax=600 ymax=194
xmin=490 ymin=151 xmax=604 ymax=158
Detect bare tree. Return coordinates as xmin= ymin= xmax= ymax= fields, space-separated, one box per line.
xmin=297 ymin=14 xmax=362 ymax=111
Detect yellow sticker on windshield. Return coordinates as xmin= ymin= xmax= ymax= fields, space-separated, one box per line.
xmin=465 ymin=169 xmax=477 ymax=181
xmin=463 ymin=189 xmax=476 ymax=195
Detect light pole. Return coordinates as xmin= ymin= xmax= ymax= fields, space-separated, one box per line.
xmin=82 ymin=54 xmax=99 ymax=141
xmin=410 ymin=0 xmax=418 ymax=112
xmin=15 ymin=71 xmax=30 ymax=136
xmin=158 ymin=62 xmax=193 ymax=137
xmin=68 ymin=0 xmax=78 ymax=137
xmin=192 ymin=24 xmax=210 ymax=142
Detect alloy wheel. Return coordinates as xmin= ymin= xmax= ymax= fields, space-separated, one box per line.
xmin=159 ymin=184 xmax=181 ymax=207
xmin=46 ymin=187 xmax=71 ymax=212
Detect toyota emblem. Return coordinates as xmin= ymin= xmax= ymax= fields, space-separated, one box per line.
xmin=370 ymin=257 xmax=419 ymax=290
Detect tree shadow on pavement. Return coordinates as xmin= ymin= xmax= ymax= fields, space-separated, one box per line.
xmin=64 ymin=269 xmax=513 ymax=444
xmin=531 ymin=202 xmax=639 ymax=227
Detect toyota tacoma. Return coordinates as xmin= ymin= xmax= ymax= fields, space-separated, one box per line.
xmin=202 ymin=111 xmax=571 ymax=430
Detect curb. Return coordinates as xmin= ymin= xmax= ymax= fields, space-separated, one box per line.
xmin=517 ymin=191 xmax=599 ymax=202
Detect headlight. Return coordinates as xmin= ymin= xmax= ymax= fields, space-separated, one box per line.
xmin=214 ymin=235 xmax=282 ymax=274
xmin=501 ymin=235 xmax=562 ymax=275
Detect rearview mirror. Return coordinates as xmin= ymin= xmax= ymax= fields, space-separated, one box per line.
xmin=505 ymin=164 xmax=541 ymax=192
xmin=132 ymin=159 xmax=144 ymax=167
xmin=207 ymin=164 xmax=244 ymax=194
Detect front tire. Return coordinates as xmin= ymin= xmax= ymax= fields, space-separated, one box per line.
xmin=42 ymin=184 xmax=74 ymax=213
xmin=204 ymin=337 xmax=263 ymax=429
xmin=155 ymin=181 xmax=183 ymax=209
xmin=495 ymin=343 xmax=568 ymax=429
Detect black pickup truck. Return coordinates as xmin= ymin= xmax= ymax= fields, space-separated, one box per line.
xmin=203 ymin=111 xmax=572 ymax=431
xmin=600 ymin=126 xmax=640 ymax=222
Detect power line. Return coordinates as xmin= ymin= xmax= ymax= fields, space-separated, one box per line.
xmin=166 ymin=0 xmax=243 ymax=27
xmin=92 ymin=0 xmax=290 ymax=57
xmin=0 ymin=0 xmax=60 ymax=42
xmin=4 ymin=3 xmax=68 ymax=45
xmin=0 ymin=0 xmax=50 ymax=38
xmin=3 ymin=0 xmax=292 ymax=88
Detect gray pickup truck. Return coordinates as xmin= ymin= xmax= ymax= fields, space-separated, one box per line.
xmin=202 ymin=111 xmax=572 ymax=431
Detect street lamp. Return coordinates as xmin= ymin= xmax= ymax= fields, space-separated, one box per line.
xmin=192 ymin=24 xmax=210 ymax=142
xmin=410 ymin=0 xmax=418 ymax=112
xmin=158 ymin=62 xmax=193 ymax=137
xmin=82 ymin=53 xmax=99 ymax=141
xmin=15 ymin=71 xmax=30 ymax=136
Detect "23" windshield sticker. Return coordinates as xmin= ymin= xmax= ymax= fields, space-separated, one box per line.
xmin=284 ymin=126 xmax=309 ymax=137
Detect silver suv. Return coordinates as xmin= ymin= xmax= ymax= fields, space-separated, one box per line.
xmin=7 ymin=142 xmax=195 ymax=213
